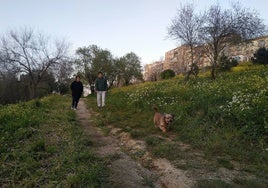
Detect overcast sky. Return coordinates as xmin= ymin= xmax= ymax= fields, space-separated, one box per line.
xmin=0 ymin=0 xmax=267 ymax=65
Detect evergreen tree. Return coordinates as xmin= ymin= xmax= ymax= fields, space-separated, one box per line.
xmin=252 ymin=47 xmax=268 ymax=66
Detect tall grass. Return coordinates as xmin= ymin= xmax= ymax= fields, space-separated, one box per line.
xmin=87 ymin=64 xmax=268 ymax=181
xmin=0 ymin=95 xmax=108 ymax=187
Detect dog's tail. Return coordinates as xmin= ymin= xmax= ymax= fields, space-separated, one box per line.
xmin=152 ymin=105 xmax=159 ymax=112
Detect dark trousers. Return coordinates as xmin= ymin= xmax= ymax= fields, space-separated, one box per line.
xmin=72 ymin=96 xmax=80 ymax=108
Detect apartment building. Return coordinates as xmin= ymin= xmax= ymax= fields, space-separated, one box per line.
xmin=144 ymin=35 xmax=268 ymax=80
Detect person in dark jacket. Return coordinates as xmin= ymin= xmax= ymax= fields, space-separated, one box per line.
xmin=70 ymin=75 xmax=83 ymax=110
xmin=95 ymin=72 xmax=108 ymax=108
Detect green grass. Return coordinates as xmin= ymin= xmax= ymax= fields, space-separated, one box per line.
xmin=86 ymin=63 xmax=268 ymax=185
xmin=195 ymin=179 xmax=232 ymax=188
xmin=0 ymin=95 xmax=108 ymax=187
xmin=216 ymin=157 xmax=234 ymax=170
xmin=196 ymin=178 xmax=268 ymax=188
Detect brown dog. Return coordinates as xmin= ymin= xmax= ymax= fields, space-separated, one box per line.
xmin=153 ymin=105 xmax=174 ymax=132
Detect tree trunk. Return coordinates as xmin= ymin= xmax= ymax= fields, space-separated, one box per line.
xmin=211 ymin=51 xmax=218 ymax=80
xmin=211 ymin=62 xmax=217 ymax=80
xmin=185 ymin=67 xmax=192 ymax=81
xmin=184 ymin=45 xmax=195 ymax=82
xmin=211 ymin=68 xmax=216 ymax=80
xmin=32 ymin=84 xmax=38 ymax=99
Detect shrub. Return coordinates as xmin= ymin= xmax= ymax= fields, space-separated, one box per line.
xmin=218 ymin=54 xmax=238 ymax=71
xmin=57 ymin=82 xmax=70 ymax=94
xmin=160 ymin=69 xmax=175 ymax=79
xmin=252 ymin=47 xmax=268 ymax=66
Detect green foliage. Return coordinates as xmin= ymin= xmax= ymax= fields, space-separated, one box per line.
xmin=0 ymin=95 xmax=108 ymax=187
xmin=195 ymin=179 xmax=232 ymax=188
xmin=75 ymin=45 xmax=115 ymax=85
xmin=160 ymin=69 xmax=176 ymax=79
xmin=57 ymin=82 xmax=70 ymax=94
xmin=116 ymin=52 xmax=143 ymax=85
xmin=252 ymin=47 xmax=268 ymax=65
xmin=146 ymin=136 xmax=163 ymax=146
xmin=218 ymin=54 xmax=238 ymax=71
xmin=196 ymin=178 xmax=268 ymax=188
xmin=217 ymin=157 xmax=234 ymax=170
xmin=233 ymin=178 xmax=268 ymax=188
xmin=0 ymin=71 xmax=57 ymax=104
xmin=75 ymin=45 xmax=143 ymax=86
xmin=87 ymin=64 xmax=268 ymax=180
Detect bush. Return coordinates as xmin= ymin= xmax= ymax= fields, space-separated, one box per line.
xmin=218 ymin=54 xmax=238 ymax=71
xmin=160 ymin=69 xmax=175 ymax=79
xmin=57 ymin=82 xmax=70 ymax=94
xmin=252 ymin=47 xmax=268 ymax=66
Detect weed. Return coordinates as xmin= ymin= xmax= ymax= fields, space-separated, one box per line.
xmin=102 ymin=127 xmax=111 ymax=136
xmin=142 ymin=175 xmax=155 ymax=187
xmin=134 ymin=150 xmax=146 ymax=158
xmin=145 ymin=136 xmax=163 ymax=146
xmin=233 ymin=178 xmax=268 ymax=188
xmin=195 ymin=179 xmax=232 ymax=188
xmin=86 ymin=64 xmax=268 ymax=183
xmin=80 ymin=137 xmax=94 ymax=147
xmin=0 ymin=95 xmax=108 ymax=187
xmin=217 ymin=157 xmax=234 ymax=170
xmin=151 ymin=142 xmax=181 ymax=160
xmin=103 ymin=153 xmax=122 ymax=166
xmin=31 ymin=140 xmax=46 ymax=152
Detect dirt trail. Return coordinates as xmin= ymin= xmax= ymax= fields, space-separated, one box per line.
xmin=75 ymin=99 xmax=267 ymax=188
xmin=76 ymin=99 xmax=193 ymax=188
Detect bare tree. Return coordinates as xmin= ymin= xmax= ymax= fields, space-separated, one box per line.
xmin=200 ymin=3 xmax=266 ymax=79
xmin=52 ymin=60 xmax=74 ymax=94
xmin=168 ymin=3 xmax=203 ymax=80
xmin=0 ymin=28 xmax=69 ymax=98
xmin=53 ymin=60 xmax=73 ymax=84
xmin=168 ymin=2 xmax=266 ymax=80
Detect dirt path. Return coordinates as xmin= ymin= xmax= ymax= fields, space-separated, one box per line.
xmin=75 ymin=99 xmax=268 ymax=188
xmin=76 ymin=99 xmax=194 ymax=188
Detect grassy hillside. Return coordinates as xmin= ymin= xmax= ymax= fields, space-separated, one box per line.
xmin=0 ymin=95 xmax=108 ymax=187
xmin=87 ymin=63 xmax=268 ymax=184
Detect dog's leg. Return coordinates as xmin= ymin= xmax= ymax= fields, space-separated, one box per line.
xmin=154 ymin=116 xmax=158 ymax=128
xmin=159 ymin=124 xmax=167 ymax=132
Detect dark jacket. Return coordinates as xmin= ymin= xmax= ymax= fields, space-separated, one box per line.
xmin=71 ymin=81 xmax=83 ymax=97
xmin=95 ymin=77 xmax=108 ymax=91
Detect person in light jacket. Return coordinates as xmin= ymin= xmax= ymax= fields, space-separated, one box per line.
xmin=95 ymin=72 xmax=108 ymax=108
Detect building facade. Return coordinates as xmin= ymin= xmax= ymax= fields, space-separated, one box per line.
xmin=144 ymin=35 xmax=268 ymax=80
xmin=143 ymin=61 xmax=164 ymax=81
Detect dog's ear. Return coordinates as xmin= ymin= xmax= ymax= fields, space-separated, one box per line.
xmin=171 ymin=114 xmax=175 ymax=118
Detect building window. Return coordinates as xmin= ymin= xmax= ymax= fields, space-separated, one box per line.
xmin=259 ymin=40 xmax=265 ymax=48
xmin=173 ymin=51 xmax=178 ymax=58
